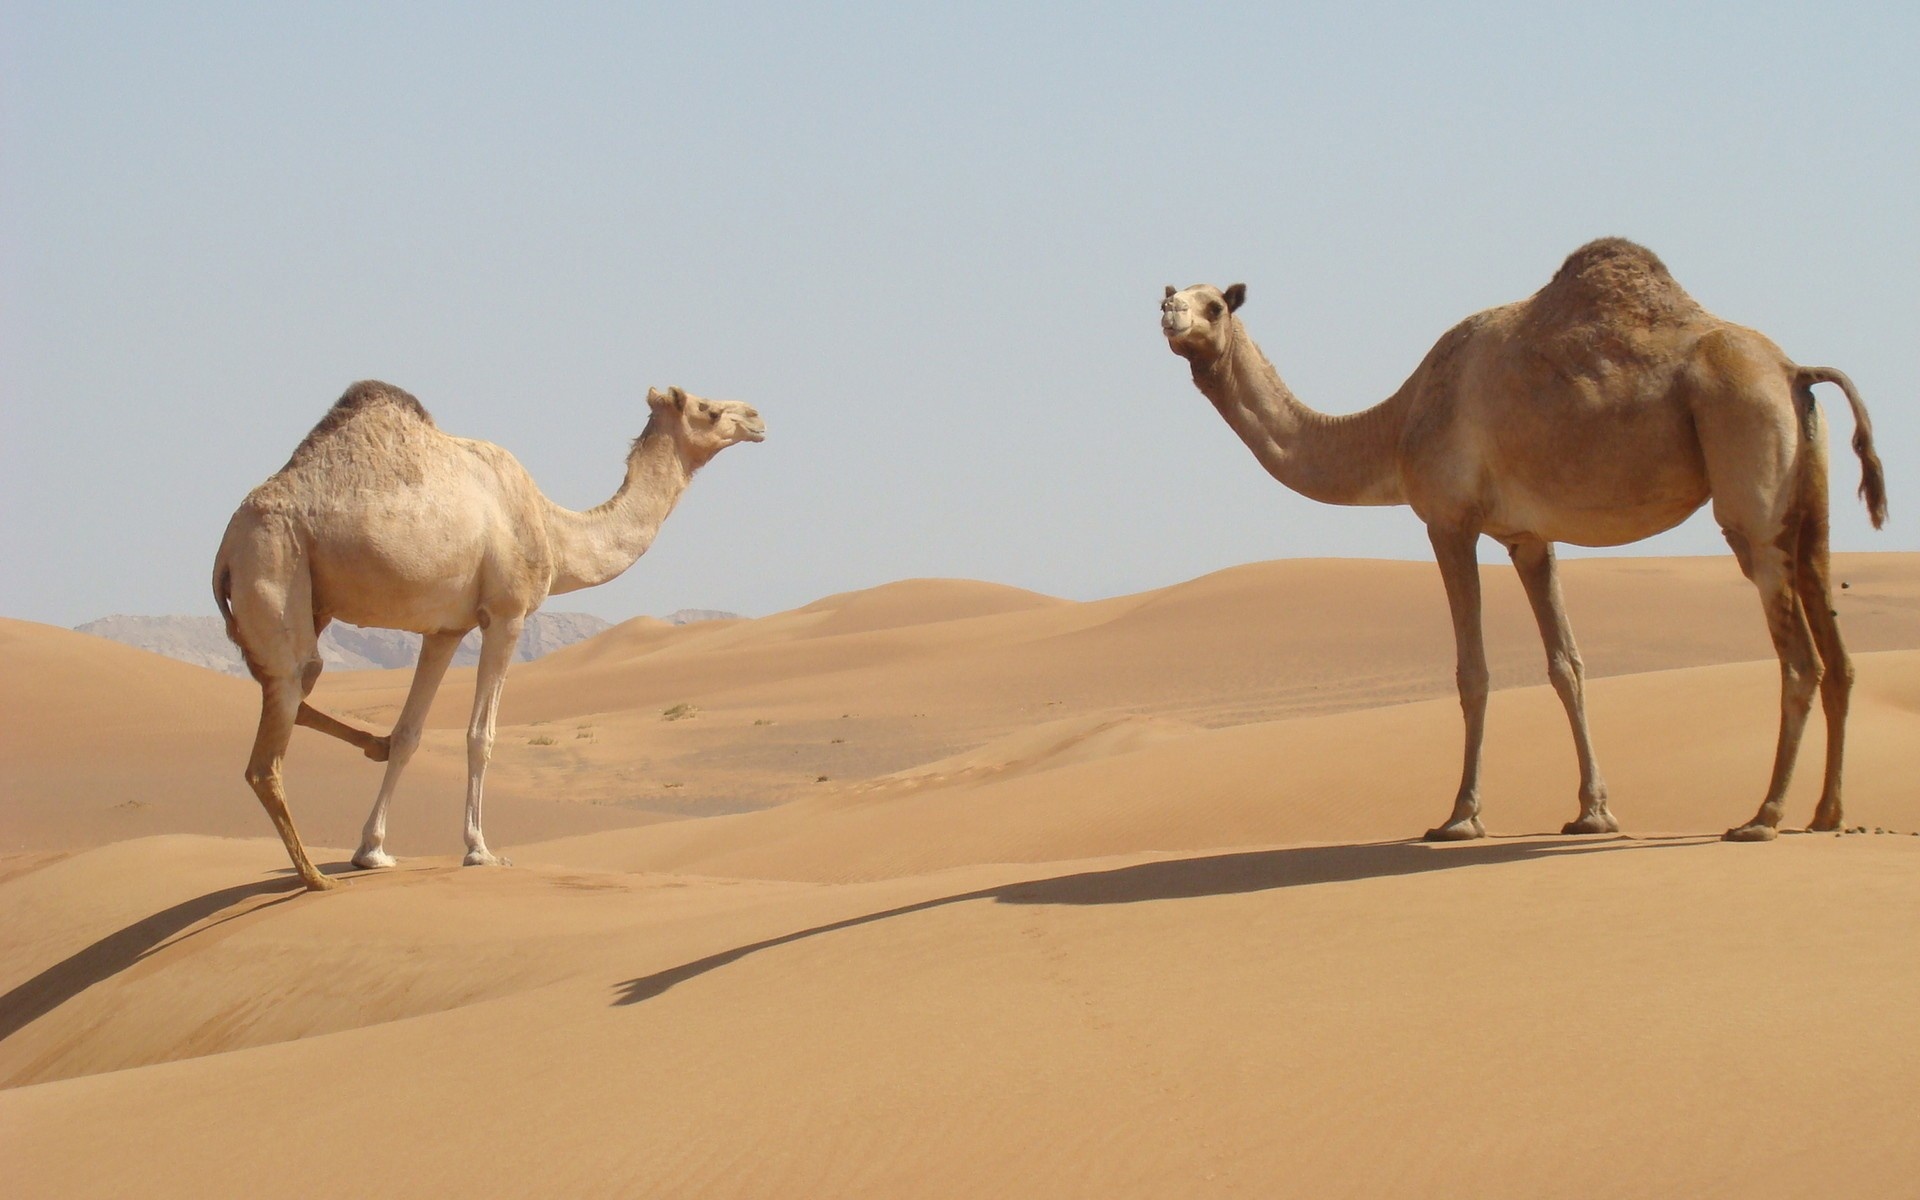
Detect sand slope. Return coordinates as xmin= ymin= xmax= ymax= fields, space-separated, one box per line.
xmin=6 ymin=834 xmax=1919 ymax=1197
xmin=4 ymin=554 xmax=1920 ymax=1197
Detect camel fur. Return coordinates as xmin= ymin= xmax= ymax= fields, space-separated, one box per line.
xmin=214 ymin=381 xmax=764 ymax=889
xmin=1162 ymin=238 xmax=1885 ymax=841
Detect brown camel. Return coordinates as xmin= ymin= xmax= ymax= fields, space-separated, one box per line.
xmin=1162 ymin=238 xmax=1886 ymax=841
xmin=214 ymin=381 xmax=764 ymax=889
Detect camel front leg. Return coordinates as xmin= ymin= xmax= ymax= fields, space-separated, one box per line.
xmin=1509 ymin=539 xmax=1618 ymax=835
xmin=1427 ymin=527 xmax=1490 ymax=841
xmin=353 ymin=632 xmax=461 ymax=869
xmin=461 ymin=615 xmax=523 ymax=867
xmin=1792 ymin=507 xmax=1851 ymax=833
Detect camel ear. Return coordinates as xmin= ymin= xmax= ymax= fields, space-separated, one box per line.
xmin=667 ymin=386 xmax=688 ymax=412
xmin=1164 ymin=285 xmax=1176 ymax=299
xmin=1223 ymin=283 xmax=1246 ymax=313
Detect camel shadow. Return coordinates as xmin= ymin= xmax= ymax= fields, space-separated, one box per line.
xmin=613 ymin=834 xmax=1700 ymax=1007
xmin=0 ymin=863 xmax=350 ymax=1045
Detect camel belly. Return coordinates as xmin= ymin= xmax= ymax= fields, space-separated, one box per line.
xmin=1480 ymin=481 xmax=1708 ymax=547
xmin=1462 ymin=364 xmax=1712 ymax=546
xmin=311 ymin=557 xmax=487 ymax=634
xmin=303 ymin=500 xmax=547 ymax=634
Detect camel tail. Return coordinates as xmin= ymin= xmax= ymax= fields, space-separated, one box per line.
xmin=1798 ymin=366 xmax=1887 ymax=530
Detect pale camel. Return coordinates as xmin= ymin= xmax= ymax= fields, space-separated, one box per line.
xmin=1162 ymin=238 xmax=1886 ymax=842
xmin=214 ymin=381 xmax=764 ymax=889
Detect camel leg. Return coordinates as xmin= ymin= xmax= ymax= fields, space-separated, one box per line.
xmin=461 ymin=615 xmax=523 ymax=867
xmin=296 ymin=703 xmax=391 ymax=761
xmin=1426 ymin=527 xmax=1490 ymax=841
xmin=223 ymin=536 xmax=335 ymax=890
xmin=1793 ymin=505 xmax=1851 ymax=832
xmin=245 ymin=678 xmax=336 ymax=891
xmin=1509 ymin=539 xmax=1618 ymax=835
xmin=353 ymin=632 xmax=461 ymax=869
xmin=1725 ymin=533 xmax=1823 ymax=842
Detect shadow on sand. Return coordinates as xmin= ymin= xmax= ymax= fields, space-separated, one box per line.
xmin=613 ymin=834 xmax=1705 ymax=1007
xmin=0 ymin=863 xmax=351 ymax=1046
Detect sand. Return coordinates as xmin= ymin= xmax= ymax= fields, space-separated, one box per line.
xmin=4 ymin=553 xmax=1919 ymax=1196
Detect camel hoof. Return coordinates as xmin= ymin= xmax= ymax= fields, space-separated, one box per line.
xmin=1807 ymin=812 xmax=1843 ymax=833
xmin=1561 ymin=812 xmax=1621 ymax=835
xmin=301 ymin=873 xmax=339 ymax=892
xmin=1723 ymin=823 xmax=1779 ymax=843
xmin=352 ymin=848 xmax=397 ymax=870
xmin=1423 ymin=820 xmax=1486 ymax=843
xmin=364 ymin=737 xmax=392 ymax=763
xmin=463 ymin=850 xmax=512 ymax=867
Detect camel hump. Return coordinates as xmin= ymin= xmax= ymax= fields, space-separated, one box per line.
xmin=1553 ymin=237 xmax=1672 ymax=282
xmin=1527 ymin=237 xmax=1701 ymax=330
xmin=270 ymin=380 xmax=436 ymax=478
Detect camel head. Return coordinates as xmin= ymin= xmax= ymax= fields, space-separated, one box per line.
xmin=645 ymin=386 xmax=766 ymax=465
xmin=1161 ymin=282 xmax=1246 ymax=365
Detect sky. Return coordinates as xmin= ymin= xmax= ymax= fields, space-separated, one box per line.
xmin=4 ymin=2 xmax=1915 ymax=627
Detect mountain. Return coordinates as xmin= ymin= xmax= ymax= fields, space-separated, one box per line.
xmin=74 ymin=611 xmax=617 ymax=675
xmin=661 ymin=608 xmax=743 ymax=626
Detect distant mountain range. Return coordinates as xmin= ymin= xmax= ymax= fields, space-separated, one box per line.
xmin=75 ymin=608 xmax=741 ymax=676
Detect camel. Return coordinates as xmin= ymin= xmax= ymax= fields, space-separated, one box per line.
xmin=1162 ymin=238 xmax=1886 ymax=842
xmin=214 ymin=381 xmax=764 ymax=889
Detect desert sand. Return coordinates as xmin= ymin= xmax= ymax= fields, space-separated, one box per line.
xmin=4 ymin=553 xmax=1919 ymax=1197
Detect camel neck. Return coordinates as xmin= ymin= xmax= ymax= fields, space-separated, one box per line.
xmin=543 ymin=419 xmax=695 ymax=596
xmin=1192 ymin=323 xmax=1408 ymax=507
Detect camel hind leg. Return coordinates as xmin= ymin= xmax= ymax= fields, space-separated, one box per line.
xmin=297 ymin=702 xmax=391 ymax=761
xmin=1722 ymin=527 xmax=1823 ymax=842
xmin=246 ymin=678 xmax=336 ymax=891
xmin=220 ymin=521 xmax=337 ymax=890
xmin=1790 ymin=456 xmax=1851 ymax=832
xmin=232 ymin=603 xmax=337 ymax=891
xmin=1694 ymin=348 xmax=1825 ymax=841
xmin=293 ymin=616 xmax=390 ymax=760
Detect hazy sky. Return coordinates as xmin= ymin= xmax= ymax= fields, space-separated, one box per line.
xmin=5 ymin=2 xmax=1914 ymax=626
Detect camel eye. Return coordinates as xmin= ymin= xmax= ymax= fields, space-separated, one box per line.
xmin=1207 ymin=302 xmax=1223 ymax=319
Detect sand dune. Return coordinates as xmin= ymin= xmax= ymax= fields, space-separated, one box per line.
xmin=5 ymin=554 xmax=1920 ymax=1196
xmin=0 ymin=621 xmax=635 ymax=854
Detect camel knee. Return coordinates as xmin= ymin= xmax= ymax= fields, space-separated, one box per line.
xmin=1455 ymin=665 xmax=1490 ymax=708
xmin=244 ymin=763 xmax=271 ymax=791
xmin=386 ymin=724 xmax=423 ymax=761
xmin=243 ymin=759 xmax=285 ymax=797
xmin=1545 ymin=649 xmax=1584 ymax=694
xmin=1780 ymin=658 xmax=1822 ymax=711
xmin=1817 ymin=655 xmax=1854 ymax=717
xmin=466 ymin=729 xmax=494 ymax=765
